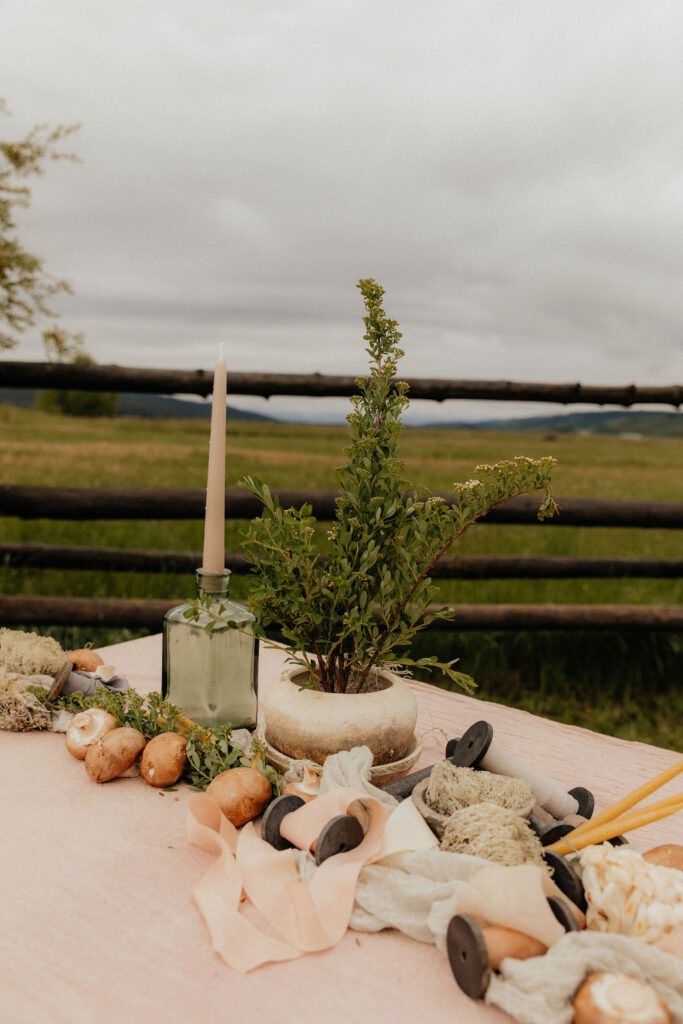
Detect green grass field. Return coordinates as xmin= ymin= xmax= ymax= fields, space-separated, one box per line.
xmin=2 ymin=404 xmax=682 ymax=749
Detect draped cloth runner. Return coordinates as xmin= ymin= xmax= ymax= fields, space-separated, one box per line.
xmin=186 ymin=780 xmax=578 ymax=975
xmin=187 ymin=788 xmax=393 ymax=972
xmin=185 ymin=777 xmax=683 ymax=1023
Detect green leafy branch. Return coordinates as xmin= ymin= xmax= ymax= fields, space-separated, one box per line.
xmin=186 ymin=278 xmax=558 ymax=696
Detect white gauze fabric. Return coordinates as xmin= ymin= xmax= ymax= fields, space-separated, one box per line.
xmin=315 ymin=748 xmax=683 ymax=1024
xmin=487 ymin=931 xmax=683 ymax=1024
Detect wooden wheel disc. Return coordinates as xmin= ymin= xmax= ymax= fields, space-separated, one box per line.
xmin=568 ymin=785 xmax=595 ymax=819
xmin=547 ymin=895 xmax=580 ymax=932
xmin=446 ymin=914 xmax=491 ymax=999
xmin=260 ymin=794 xmax=305 ymax=850
xmin=540 ymin=822 xmax=575 ymax=847
xmin=450 ymin=721 xmax=493 ymax=769
xmin=314 ymin=814 xmax=364 ymax=865
xmin=543 ymin=851 xmax=587 ymax=912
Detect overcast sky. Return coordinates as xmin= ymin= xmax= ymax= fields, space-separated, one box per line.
xmin=3 ymin=1 xmax=683 ymax=422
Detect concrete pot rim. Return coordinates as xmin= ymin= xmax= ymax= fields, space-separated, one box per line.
xmin=264 ymin=662 xmax=419 ymax=766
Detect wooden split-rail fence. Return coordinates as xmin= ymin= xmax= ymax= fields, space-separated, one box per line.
xmin=1 ymin=360 xmax=682 ymax=632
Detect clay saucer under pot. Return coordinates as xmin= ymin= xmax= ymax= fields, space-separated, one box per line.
xmin=255 ymin=723 xmax=423 ymax=787
xmin=411 ymin=777 xmax=536 ymax=837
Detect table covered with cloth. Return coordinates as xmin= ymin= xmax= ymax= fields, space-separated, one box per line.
xmin=1 ymin=633 xmax=680 ymax=1024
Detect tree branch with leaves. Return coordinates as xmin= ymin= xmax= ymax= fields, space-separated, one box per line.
xmin=0 ymin=100 xmax=80 ymax=350
xmin=191 ymin=278 xmax=557 ymax=695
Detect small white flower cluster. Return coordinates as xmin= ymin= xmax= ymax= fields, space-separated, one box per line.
xmin=453 ymin=479 xmax=483 ymax=494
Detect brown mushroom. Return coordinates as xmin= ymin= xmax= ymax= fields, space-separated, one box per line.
xmin=66 ymin=648 xmax=105 ymax=673
xmin=140 ymin=732 xmax=187 ymax=787
xmin=85 ymin=727 xmax=146 ymax=783
xmin=643 ymin=844 xmax=683 ymax=872
xmin=207 ymin=767 xmax=272 ymax=826
xmin=65 ymin=709 xmax=117 ymax=759
xmin=573 ymin=972 xmax=672 ymax=1024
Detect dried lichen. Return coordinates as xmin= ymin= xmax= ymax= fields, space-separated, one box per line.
xmin=426 ymin=761 xmax=533 ymax=815
xmin=0 ymin=673 xmax=52 ymax=731
xmin=0 ymin=629 xmax=67 ymax=732
xmin=439 ymin=802 xmax=546 ymax=868
xmin=0 ymin=628 xmax=66 ymax=676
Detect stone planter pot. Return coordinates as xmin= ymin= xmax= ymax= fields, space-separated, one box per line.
xmin=264 ymin=665 xmax=418 ymax=766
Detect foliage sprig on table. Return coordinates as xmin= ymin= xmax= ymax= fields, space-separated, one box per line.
xmin=190 ymin=278 xmax=557 ymax=695
xmin=29 ymin=684 xmax=277 ymax=792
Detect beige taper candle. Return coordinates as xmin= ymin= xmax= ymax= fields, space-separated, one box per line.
xmin=201 ymin=349 xmax=227 ymax=573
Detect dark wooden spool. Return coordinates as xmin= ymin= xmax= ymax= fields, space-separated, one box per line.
xmin=261 ymin=796 xmax=366 ymax=862
xmin=446 ymin=721 xmax=595 ymax=827
xmin=447 ymin=896 xmax=579 ymax=1000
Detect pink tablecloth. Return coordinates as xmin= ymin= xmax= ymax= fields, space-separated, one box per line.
xmin=1 ymin=634 xmax=680 ymax=1024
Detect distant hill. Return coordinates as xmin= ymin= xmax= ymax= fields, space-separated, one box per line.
xmin=429 ymin=410 xmax=683 ymax=437
xmin=0 ymin=388 xmax=273 ymax=422
xmin=2 ymin=387 xmax=680 ymax=434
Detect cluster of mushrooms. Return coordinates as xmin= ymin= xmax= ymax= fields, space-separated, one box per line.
xmin=64 ymin=705 xmax=273 ymax=824
xmin=63 ymin=652 xmax=273 ymax=825
xmin=65 ymin=708 xmax=188 ymax=787
xmin=62 ymin=649 xmax=186 ymax=788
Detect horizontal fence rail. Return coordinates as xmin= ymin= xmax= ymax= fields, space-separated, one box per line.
xmin=3 ymin=543 xmax=683 ymax=580
xmin=3 ymin=362 xmax=682 ymax=635
xmin=1 ymin=595 xmax=681 ymax=631
xmin=3 ymin=360 xmax=682 ymax=406
xmin=3 ymin=486 xmax=683 ymax=528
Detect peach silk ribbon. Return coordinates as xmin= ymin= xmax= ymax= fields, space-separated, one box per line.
xmin=187 ymin=788 xmax=390 ymax=972
xmin=456 ymin=862 xmax=586 ymax=947
xmin=187 ymin=791 xmax=583 ymax=973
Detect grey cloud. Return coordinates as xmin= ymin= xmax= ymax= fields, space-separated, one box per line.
xmin=4 ymin=0 xmax=683 ymax=414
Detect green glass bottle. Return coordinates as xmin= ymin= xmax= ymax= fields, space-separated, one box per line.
xmin=162 ymin=569 xmax=258 ymax=729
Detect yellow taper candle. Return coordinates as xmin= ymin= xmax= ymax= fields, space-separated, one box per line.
xmin=563 ymin=759 xmax=683 ymax=843
xmin=547 ymin=794 xmax=683 ymax=854
xmin=201 ymin=347 xmax=227 ymax=573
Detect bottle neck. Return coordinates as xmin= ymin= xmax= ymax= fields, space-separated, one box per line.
xmin=196 ymin=568 xmax=231 ymax=601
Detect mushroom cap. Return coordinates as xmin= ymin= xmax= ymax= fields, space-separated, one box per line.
xmin=207 ymin=767 xmax=272 ymax=827
xmin=140 ymin=732 xmax=188 ymax=787
xmin=65 ymin=709 xmax=118 ymax=759
xmin=66 ymin=649 xmax=105 ymax=673
xmin=573 ymin=972 xmax=672 ymax=1024
xmin=85 ymin=727 xmax=147 ymax=783
xmin=643 ymin=845 xmax=683 ymax=873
